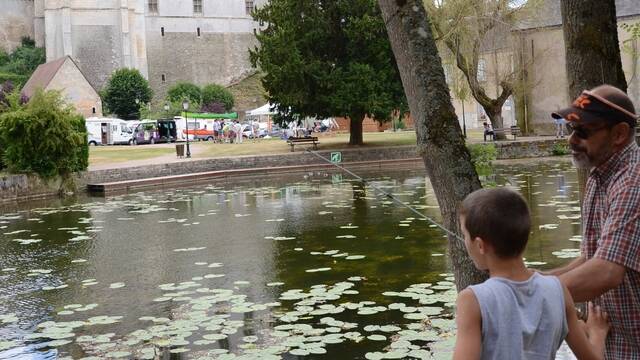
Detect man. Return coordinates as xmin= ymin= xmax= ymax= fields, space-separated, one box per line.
xmin=234 ymin=120 xmax=243 ymax=144
xmin=548 ymin=84 xmax=639 ymax=359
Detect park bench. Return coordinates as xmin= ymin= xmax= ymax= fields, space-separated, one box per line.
xmin=489 ymin=126 xmax=522 ymax=141
xmin=287 ymin=136 xmax=319 ymax=152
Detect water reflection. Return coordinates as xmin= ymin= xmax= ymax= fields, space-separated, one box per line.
xmin=0 ymin=160 xmax=581 ymax=359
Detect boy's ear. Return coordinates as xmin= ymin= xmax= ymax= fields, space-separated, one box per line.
xmin=475 ymin=236 xmax=488 ymax=255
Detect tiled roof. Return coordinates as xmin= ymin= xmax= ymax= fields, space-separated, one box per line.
xmin=516 ymin=0 xmax=640 ymax=31
xmin=21 ymin=56 xmax=68 ymax=98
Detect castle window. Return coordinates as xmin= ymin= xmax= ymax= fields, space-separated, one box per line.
xmin=148 ymin=0 xmax=158 ymax=13
xmin=193 ymin=0 xmax=202 ymax=14
xmin=197 ymin=27 xmax=201 ymax=37
xmin=477 ymin=59 xmax=486 ymax=82
xmin=161 ymin=27 xmax=165 ymax=36
xmin=92 ymin=107 xmax=96 ymax=114
xmin=161 ymin=74 xmax=166 ymax=82
xmin=245 ymin=0 xmax=254 ymax=15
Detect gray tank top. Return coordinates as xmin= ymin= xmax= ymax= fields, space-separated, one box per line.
xmin=468 ymin=272 xmax=568 ymax=360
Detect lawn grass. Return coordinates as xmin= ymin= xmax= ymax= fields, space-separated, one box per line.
xmin=89 ymin=129 xmax=487 ymax=167
xmin=89 ymin=146 xmax=174 ymax=166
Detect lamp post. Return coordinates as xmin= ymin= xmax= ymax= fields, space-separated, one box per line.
xmin=164 ymin=103 xmax=170 ymax=118
xmin=182 ymin=99 xmax=191 ymax=158
xmin=135 ymin=98 xmax=140 ymax=119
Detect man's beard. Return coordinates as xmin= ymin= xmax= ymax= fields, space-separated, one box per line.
xmin=571 ymin=151 xmax=593 ymax=169
xmin=571 ymin=145 xmax=594 ymax=169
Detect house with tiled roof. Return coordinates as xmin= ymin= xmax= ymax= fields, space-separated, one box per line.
xmin=22 ymin=56 xmax=102 ymax=118
xmin=447 ymin=0 xmax=640 ymax=134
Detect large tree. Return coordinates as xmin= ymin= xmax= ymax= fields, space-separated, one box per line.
xmin=102 ymin=68 xmax=153 ymax=120
xmin=378 ymin=0 xmax=487 ymax=291
xmin=426 ymin=0 xmax=539 ymax=139
xmin=561 ymin=0 xmax=627 ymax=99
xmin=250 ymin=0 xmax=407 ymax=145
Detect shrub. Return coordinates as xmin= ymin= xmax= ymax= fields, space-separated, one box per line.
xmin=167 ymin=82 xmax=202 ymax=108
xmin=551 ymin=143 xmax=570 ymax=156
xmin=468 ymin=143 xmax=497 ymax=176
xmin=201 ymin=101 xmax=226 ymax=114
xmin=0 ymin=89 xmax=88 ymax=179
xmin=102 ymin=68 xmax=153 ymax=120
xmin=393 ymin=119 xmax=405 ymax=130
xmin=201 ymin=84 xmax=234 ymax=112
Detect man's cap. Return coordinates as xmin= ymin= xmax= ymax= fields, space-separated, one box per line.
xmin=551 ymin=85 xmax=638 ymax=126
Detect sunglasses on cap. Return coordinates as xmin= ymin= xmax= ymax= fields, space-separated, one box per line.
xmin=565 ymin=122 xmax=611 ymax=140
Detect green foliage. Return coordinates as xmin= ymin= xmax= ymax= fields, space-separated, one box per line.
xmin=0 ymin=90 xmax=88 ymax=179
xmin=0 ymin=38 xmax=45 ymax=90
xmin=201 ymin=84 xmax=234 ymax=112
xmin=467 ymin=143 xmax=497 ymax=176
xmin=102 ymin=68 xmax=153 ymax=120
xmin=0 ymin=39 xmax=45 ymax=77
xmin=393 ymin=119 xmax=405 ymax=130
xmin=551 ymin=143 xmax=570 ymax=156
xmin=249 ymin=0 xmax=407 ymax=143
xmin=622 ymin=23 xmax=640 ymax=40
xmin=0 ymin=73 xmax=29 ymax=88
xmin=167 ymin=82 xmax=202 ymax=108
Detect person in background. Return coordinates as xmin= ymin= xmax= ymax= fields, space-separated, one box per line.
xmin=554 ymin=115 xmax=567 ymax=138
xmin=483 ymin=121 xmax=495 ymax=141
xmin=234 ymin=120 xmax=243 ymax=144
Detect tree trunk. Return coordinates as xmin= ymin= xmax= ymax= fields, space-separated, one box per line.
xmin=561 ymin=0 xmax=627 ymax=100
xmin=560 ymin=0 xmax=628 ymax=205
xmin=349 ymin=115 xmax=364 ymax=145
xmin=378 ymin=0 xmax=487 ymax=291
xmin=486 ymin=108 xmax=506 ymax=140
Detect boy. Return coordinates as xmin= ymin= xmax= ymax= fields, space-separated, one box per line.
xmin=453 ymin=188 xmax=609 ymax=360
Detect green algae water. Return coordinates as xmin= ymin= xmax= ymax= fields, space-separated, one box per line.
xmin=0 ymin=160 xmax=581 ymax=359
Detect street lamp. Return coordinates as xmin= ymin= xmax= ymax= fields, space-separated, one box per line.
xmin=182 ymin=99 xmax=191 ymax=158
xmin=164 ymin=103 xmax=170 ymax=118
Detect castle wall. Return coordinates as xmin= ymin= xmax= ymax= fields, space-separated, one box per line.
xmin=145 ymin=0 xmax=262 ymax=103
xmin=42 ymin=0 xmax=148 ymax=91
xmin=0 ymin=0 xmax=35 ymax=52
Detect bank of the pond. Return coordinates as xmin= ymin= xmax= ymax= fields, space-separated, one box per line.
xmin=0 ymin=137 xmax=573 ymax=202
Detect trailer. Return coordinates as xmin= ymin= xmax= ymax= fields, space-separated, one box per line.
xmin=86 ymin=117 xmax=134 ymax=145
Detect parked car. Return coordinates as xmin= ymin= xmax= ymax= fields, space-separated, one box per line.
xmin=242 ymin=122 xmax=268 ymax=138
xmin=132 ymin=119 xmax=177 ymax=145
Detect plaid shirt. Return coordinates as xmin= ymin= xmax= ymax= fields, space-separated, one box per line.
xmin=581 ymin=141 xmax=640 ymax=359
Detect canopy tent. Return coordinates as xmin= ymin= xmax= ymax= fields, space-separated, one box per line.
xmin=184 ymin=112 xmax=238 ymax=119
xmin=246 ymin=103 xmax=277 ymax=117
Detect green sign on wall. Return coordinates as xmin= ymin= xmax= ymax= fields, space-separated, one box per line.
xmin=330 ymin=152 xmax=342 ymax=163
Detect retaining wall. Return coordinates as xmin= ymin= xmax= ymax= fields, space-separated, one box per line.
xmin=0 ymin=174 xmax=62 ymax=203
xmin=0 ymin=138 xmax=576 ymax=202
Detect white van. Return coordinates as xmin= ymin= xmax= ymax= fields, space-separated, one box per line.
xmin=85 ymin=117 xmax=134 ymax=145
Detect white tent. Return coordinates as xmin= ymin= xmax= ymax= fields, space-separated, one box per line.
xmin=246 ymin=103 xmax=277 ymax=116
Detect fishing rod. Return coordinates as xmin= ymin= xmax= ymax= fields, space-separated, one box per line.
xmin=304 ymin=148 xmax=464 ymax=242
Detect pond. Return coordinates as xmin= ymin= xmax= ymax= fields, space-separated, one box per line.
xmin=0 ymin=160 xmax=581 ymax=359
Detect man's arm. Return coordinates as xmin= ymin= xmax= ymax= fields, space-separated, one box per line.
xmin=559 ymin=257 xmax=625 ymax=302
xmin=453 ymin=289 xmax=482 ymax=360
xmin=543 ymin=255 xmax=586 ymax=277
xmin=564 ymin=285 xmax=608 ymax=360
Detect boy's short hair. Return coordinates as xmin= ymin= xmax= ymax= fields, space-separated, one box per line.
xmin=460 ymin=188 xmax=531 ymax=258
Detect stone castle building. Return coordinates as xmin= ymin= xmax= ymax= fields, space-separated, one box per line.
xmin=1 ymin=0 xmax=266 ymax=103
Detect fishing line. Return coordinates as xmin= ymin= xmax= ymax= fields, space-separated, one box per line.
xmin=305 ymin=149 xmax=463 ymax=241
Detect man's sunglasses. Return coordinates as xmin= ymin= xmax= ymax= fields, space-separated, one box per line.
xmin=565 ymin=122 xmax=611 ymax=140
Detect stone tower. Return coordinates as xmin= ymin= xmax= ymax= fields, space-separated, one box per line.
xmin=1 ymin=0 xmax=265 ymax=101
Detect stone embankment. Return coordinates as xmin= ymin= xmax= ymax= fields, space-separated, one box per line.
xmin=0 ymin=138 xmax=573 ymax=202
